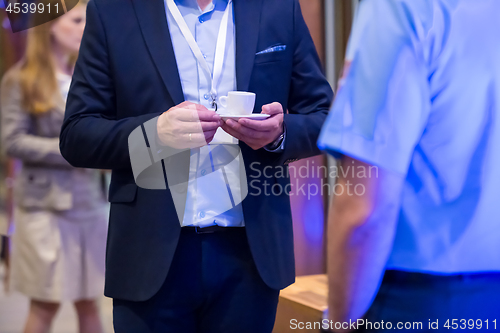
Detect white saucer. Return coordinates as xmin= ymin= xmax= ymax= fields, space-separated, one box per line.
xmin=219 ymin=114 xmax=270 ymax=121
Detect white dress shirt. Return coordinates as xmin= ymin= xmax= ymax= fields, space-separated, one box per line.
xmin=165 ymin=0 xmax=244 ymax=227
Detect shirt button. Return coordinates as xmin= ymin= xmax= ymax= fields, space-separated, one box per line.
xmin=200 ymin=211 xmax=205 ymax=218
xmin=201 ymin=169 xmax=206 ymax=176
xmin=203 ymin=94 xmax=209 ymax=100
xmin=199 ymin=17 xmax=204 ymax=23
xmin=203 ymin=53 xmax=207 ymax=59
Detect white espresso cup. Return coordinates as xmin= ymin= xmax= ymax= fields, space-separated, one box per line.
xmin=218 ymin=91 xmax=256 ymax=115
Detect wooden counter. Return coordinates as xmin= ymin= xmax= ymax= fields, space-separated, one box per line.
xmin=274 ymin=274 xmax=328 ymax=333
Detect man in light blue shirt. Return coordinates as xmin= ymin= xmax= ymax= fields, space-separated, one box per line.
xmin=165 ymin=0 xmax=246 ymax=228
xmin=318 ymin=0 xmax=500 ymax=330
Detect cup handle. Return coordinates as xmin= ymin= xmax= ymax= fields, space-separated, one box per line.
xmin=219 ymin=96 xmax=228 ymax=108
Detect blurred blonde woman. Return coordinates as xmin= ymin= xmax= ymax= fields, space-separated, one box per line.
xmin=0 ymin=1 xmax=108 ymax=332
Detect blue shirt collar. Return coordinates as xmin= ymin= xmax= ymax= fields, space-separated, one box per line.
xmin=175 ymin=0 xmax=229 ymax=15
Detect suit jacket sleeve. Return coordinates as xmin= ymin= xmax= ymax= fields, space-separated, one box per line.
xmin=59 ymin=0 xmax=161 ymax=170
xmin=1 ymin=74 xmax=70 ymax=167
xmin=280 ymin=0 xmax=333 ymax=165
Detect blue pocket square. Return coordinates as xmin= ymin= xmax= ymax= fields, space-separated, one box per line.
xmin=256 ymin=44 xmax=287 ymax=55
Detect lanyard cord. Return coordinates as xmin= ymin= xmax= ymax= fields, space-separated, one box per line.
xmin=166 ymin=0 xmax=232 ymax=109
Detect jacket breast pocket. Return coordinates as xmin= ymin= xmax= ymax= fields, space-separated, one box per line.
xmin=254 ymin=51 xmax=286 ymax=65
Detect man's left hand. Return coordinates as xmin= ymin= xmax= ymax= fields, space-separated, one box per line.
xmin=221 ymin=102 xmax=284 ymax=150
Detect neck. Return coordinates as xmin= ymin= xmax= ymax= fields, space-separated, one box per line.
xmin=197 ymin=0 xmax=212 ymax=11
xmin=51 ymin=43 xmax=72 ymax=75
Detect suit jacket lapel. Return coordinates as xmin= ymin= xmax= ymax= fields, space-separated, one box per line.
xmin=131 ymin=0 xmax=184 ymax=105
xmin=132 ymin=0 xmax=189 ymax=204
xmin=234 ymin=0 xmax=263 ymax=92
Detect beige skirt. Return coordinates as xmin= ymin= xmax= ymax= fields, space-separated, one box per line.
xmin=10 ymin=206 xmax=108 ymax=302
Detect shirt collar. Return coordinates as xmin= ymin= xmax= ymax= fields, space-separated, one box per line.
xmin=175 ymin=0 xmax=230 ymax=15
xmin=199 ymin=0 xmax=215 ymax=14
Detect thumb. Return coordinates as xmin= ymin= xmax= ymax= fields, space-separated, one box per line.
xmin=262 ymin=102 xmax=283 ymax=115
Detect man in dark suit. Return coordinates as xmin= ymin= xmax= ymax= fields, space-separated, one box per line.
xmin=60 ymin=0 xmax=333 ymax=331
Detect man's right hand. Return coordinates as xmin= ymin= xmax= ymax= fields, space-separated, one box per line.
xmin=157 ymin=101 xmax=222 ymax=149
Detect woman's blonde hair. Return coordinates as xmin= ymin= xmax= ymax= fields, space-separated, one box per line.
xmin=18 ymin=0 xmax=87 ymax=115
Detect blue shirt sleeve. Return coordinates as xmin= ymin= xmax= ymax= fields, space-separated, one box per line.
xmin=318 ymin=0 xmax=432 ymax=175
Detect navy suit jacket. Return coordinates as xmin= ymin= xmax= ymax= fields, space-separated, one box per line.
xmin=60 ymin=0 xmax=333 ymax=301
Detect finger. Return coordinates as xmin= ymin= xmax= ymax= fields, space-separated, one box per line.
xmin=204 ymin=129 xmax=217 ymax=137
xmin=204 ymin=130 xmax=217 ymax=142
xmin=238 ymin=117 xmax=280 ymax=131
xmin=173 ymin=123 xmax=218 ymax=138
xmin=177 ymin=109 xmax=220 ymax=122
xmin=221 ymin=122 xmax=262 ymax=145
xmin=220 ymin=123 xmax=247 ymax=142
xmin=205 ymin=135 xmax=216 ymax=145
xmin=177 ymin=120 xmax=221 ymax=135
xmin=224 ymin=119 xmax=268 ymax=140
xmin=221 ymin=124 xmax=263 ymax=150
xmin=181 ymin=103 xmax=210 ymax=122
xmin=198 ymin=110 xmax=221 ymax=122
xmin=185 ymin=132 xmax=208 ymax=148
xmin=200 ymin=120 xmax=221 ymax=132
xmin=167 ymin=102 xmax=209 ymax=118
xmin=261 ymin=102 xmax=284 ymax=115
